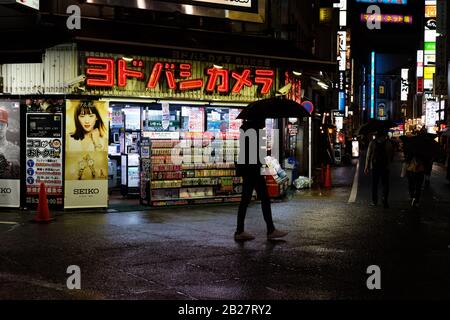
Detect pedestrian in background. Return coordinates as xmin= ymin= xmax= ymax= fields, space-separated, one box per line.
xmin=364 ymin=130 xmax=394 ymax=208
xmin=404 ymin=149 xmax=426 ymax=208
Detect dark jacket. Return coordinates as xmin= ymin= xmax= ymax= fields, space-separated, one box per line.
xmin=236 ymin=122 xmax=264 ymax=177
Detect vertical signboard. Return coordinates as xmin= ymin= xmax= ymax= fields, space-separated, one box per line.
xmin=401 ymin=69 xmax=409 ymax=101
xmin=0 ymin=101 xmax=20 ymax=207
xmin=65 ymin=100 xmax=109 ymax=209
xmin=370 ymin=52 xmax=376 ymax=119
xmin=25 ymin=99 xmax=64 ymax=208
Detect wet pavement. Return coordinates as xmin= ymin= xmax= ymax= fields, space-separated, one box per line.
xmin=0 ymin=155 xmax=449 ymax=300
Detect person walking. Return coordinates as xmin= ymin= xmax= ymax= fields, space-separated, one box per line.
xmin=404 ymin=150 xmax=426 ymax=208
xmin=364 ymin=130 xmax=394 ymax=208
xmin=235 ymin=118 xmax=288 ymax=241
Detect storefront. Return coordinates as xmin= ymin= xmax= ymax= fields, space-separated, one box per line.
xmin=0 ymin=46 xmax=311 ymax=210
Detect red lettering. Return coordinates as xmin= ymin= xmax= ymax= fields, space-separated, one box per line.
xmin=147 ymin=62 xmax=163 ymax=89
xmin=179 ymin=80 xmax=204 ymax=91
xmin=231 ymin=69 xmax=252 ymax=93
xmin=205 ymin=67 xmax=229 ymax=93
xmin=254 ymin=69 xmax=274 ymax=95
xmin=165 ymin=63 xmax=177 ymax=90
xmin=179 ymin=63 xmax=203 ymax=91
xmin=179 ymin=64 xmax=192 ymax=78
xmin=86 ymin=57 xmax=114 ymax=87
xmin=118 ymin=59 xmax=144 ymax=87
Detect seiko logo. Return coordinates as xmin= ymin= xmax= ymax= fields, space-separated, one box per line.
xmin=73 ymin=188 xmax=99 ymax=195
xmin=0 ymin=188 xmax=12 ymax=194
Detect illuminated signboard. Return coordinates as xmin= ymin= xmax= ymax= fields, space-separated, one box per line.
xmin=360 ymin=14 xmax=413 ymax=24
xmin=424 ymin=66 xmax=436 ymax=79
xmin=82 ymin=54 xmax=275 ymax=99
xmin=417 ymin=50 xmax=424 ymax=77
xmin=0 ymin=0 xmax=39 ymax=10
xmin=370 ymin=52 xmax=375 ymax=119
xmin=192 ymin=0 xmax=251 ymax=8
xmin=338 ymin=31 xmax=347 ymax=71
xmin=424 ymin=42 xmax=436 ymax=53
xmin=356 ymin=0 xmax=406 ymax=3
xmin=401 ymin=69 xmax=409 ymax=101
xmin=425 ymin=5 xmax=436 ymax=18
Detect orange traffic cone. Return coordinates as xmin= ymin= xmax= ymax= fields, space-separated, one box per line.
xmin=324 ymin=165 xmax=332 ymax=188
xmin=32 ymin=182 xmax=55 ymax=223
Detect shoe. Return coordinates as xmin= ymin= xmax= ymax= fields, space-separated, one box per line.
xmin=234 ymin=231 xmax=255 ymax=241
xmin=369 ymin=202 xmax=377 ymax=207
xmin=383 ymin=202 xmax=389 ymax=209
xmin=411 ymin=198 xmax=419 ymax=208
xmin=267 ymin=229 xmax=289 ymax=239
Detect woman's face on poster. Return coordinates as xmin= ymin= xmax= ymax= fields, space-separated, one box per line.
xmin=79 ymin=113 xmax=97 ymax=133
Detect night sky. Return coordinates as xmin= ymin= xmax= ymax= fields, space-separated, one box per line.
xmin=349 ymin=0 xmax=424 ymax=59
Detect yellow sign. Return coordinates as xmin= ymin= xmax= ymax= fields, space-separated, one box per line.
xmin=320 ymin=8 xmax=332 ymax=23
xmin=424 ymin=66 xmax=436 ymax=80
xmin=425 ymin=5 xmax=436 ymax=18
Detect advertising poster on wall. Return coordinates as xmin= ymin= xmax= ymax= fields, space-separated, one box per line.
xmin=0 ymin=100 xmax=20 ymax=207
xmin=25 ymin=99 xmax=64 ymax=208
xmin=65 ymin=100 xmax=109 ymax=209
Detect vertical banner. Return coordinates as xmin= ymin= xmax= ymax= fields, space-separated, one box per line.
xmin=65 ymin=100 xmax=109 ymax=209
xmin=0 ymin=101 xmax=20 ymax=207
xmin=25 ymin=99 xmax=64 ymax=208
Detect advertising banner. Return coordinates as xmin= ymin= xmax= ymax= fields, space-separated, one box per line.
xmin=25 ymin=99 xmax=64 ymax=208
xmin=65 ymin=100 xmax=109 ymax=209
xmin=0 ymin=101 xmax=20 ymax=208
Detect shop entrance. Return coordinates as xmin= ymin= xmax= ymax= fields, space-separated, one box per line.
xmin=108 ymin=103 xmax=142 ymax=207
xmin=107 ymin=100 xmax=282 ymax=208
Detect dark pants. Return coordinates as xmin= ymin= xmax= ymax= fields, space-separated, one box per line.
xmin=237 ymin=173 xmax=275 ymax=234
xmin=407 ymin=171 xmax=425 ymax=201
xmin=372 ymin=166 xmax=390 ymax=205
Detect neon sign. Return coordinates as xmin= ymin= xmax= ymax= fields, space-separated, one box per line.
xmin=360 ymin=14 xmax=413 ymax=24
xmin=370 ymin=52 xmax=375 ymax=119
xmin=85 ymin=57 xmax=275 ymax=95
xmin=356 ymin=0 xmax=406 ymax=4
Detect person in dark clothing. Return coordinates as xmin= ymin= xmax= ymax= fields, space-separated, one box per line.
xmin=235 ymin=118 xmax=288 ymax=241
xmin=364 ymin=130 xmax=394 ymax=208
xmin=405 ymin=152 xmax=425 ymax=208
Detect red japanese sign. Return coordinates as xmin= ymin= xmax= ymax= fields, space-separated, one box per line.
xmin=85 ymin=56 xmax=275 ymax=95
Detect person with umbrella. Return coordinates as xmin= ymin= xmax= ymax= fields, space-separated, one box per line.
xmin=234 ymin=97 xmax=310 ymax=241
xmin=364 ymin=129 xmax=395 ymax=208
xmin=234 ymin=118 xmax=288 ymax=241
xmin=401 ymin=130 xmax=439 ymax=207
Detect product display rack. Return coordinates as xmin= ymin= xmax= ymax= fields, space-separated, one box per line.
xmin=147 ymin=137 xmax=243 ymax=206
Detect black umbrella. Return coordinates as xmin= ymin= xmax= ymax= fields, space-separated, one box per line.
xmin=400 ymin=134 xmax=440 ymax=160
xmin=357 ymin=119 xmax=397 ymax=136
xmin=236 ymin=97 xmax=311 ymax=120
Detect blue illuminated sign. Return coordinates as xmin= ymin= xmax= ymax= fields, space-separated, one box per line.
xmin=370 ymin=52 xmax=376 ymax=119
xmin=339 ymin=92 xmax=345 ymax=111
xmin=356 ymin=0 xmax=407 ymax=4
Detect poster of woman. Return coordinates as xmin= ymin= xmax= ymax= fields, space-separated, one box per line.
xmin=0 ymin=101 xmax=20 ymax=207
xmin=65 ymin=100 xmax=109 ymax=208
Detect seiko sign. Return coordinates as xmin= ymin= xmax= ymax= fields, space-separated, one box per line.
xmin=73 ymin=189 xmax=100 ymax=195
xmin=0 ymin=188 xmax=12 ymax=194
